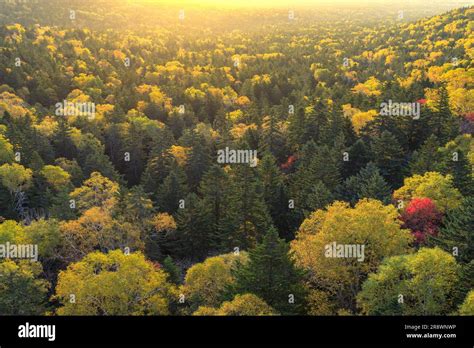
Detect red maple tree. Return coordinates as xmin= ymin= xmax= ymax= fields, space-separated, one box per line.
xmin=400 ymin=197 xmax=443 ymax=245
xmin=281 ymin=154 xmax=297 ymax=170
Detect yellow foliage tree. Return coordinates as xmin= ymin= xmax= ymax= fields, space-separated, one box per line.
xmin=54 ymin=250 xmax=175 ymax=315
xmin=183 ymin=252 xmax=248 ymax=310
xmin=393 ymin=172 xmax=462 ymax=212
xmin=291 ymin=199 xmax=412 ymax=313
xmin=193 ymin=294 xmax=277 ymax=316
xmin=40 ymin=165 xmax=71 ymax=189
xmin=0 ymin=163 xmax=33 ymax=193
xmin=59 ymin=207 xmax=143 ymax=262
xmin=351 ymin=76 xmax=382 ymax=97
xmin=459 ymin=290 xmax=474 ymax=315
xmin=69 ymin=172 xmax=119 ymax=212
xmin=351 ymin=110 xmax=377 ymax=133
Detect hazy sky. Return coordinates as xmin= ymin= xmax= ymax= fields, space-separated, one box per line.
xmin=130 ymin=0 xmax=473 ymax=9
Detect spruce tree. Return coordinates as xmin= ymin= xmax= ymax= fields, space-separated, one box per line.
xmin=453 ymin=261 xmax=474 ymax=307
xmin=342 ymin=138 xmax=371 ymax=179
xmin=260 ymin=114 xmax=286 ymax=161
xmin=198 ymin=165 xmax=235 ymax=252
xmin=175 ymin=192 xmax=210 ymax=260
xmin=258 ymin=152 xmax=292 ymax=238
xmin=428 ymin=86 xmax=459 ymax=144
xmin=114 ymin=185 xmax=154 ymax=227
xmin=371 ymin=130 xmax=405 ymax=187
xmin=321 ymin=104 xmax=356 ymax=148
xmin=52 ymin=118 xmax=78 ymax=159
xmin=158 ymin=163 xmax=188 ymax=214
xmin=339 ymin=162 xmax=392 ymax=205
xmin=288 ymin=106 xmax=306 ymax=151
xmin=290 ymin=141 xmax=340 ymax=219
xmin=121 ymin=121 xmax=148 ymax=186
xmin=227 ymin=164 xmax=272 ymax=250
xmin=296 ymin=142 xmax=341 ymax=190
xmin=431 ymin=196 xmax=473 ymax=264
xmin=185 ymin=133 xmax=211 ymax=191
xmin=231 ymin=227 xmax=307 ymax=315
xmin=141 ymin=151 xmax=175 ymax=202
xmin=305 ymin=181 xmax=333 ymax=213
xmin=161 ymin=256 xmax=182 ymax=284
xmin=409 ymin=134 xmax=443 ymax=175
xmin=444 ymin=150 xmax=474 ymax=197
xmin=304 ymin=100 xmax=329 ymax=145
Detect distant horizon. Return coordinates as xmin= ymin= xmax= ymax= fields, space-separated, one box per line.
xmin=127 ymin=0 xmax=474 ymax=9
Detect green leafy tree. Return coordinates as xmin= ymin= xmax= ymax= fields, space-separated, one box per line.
xmin=0 ymin=220 xmax=28 ymax=244
xmin=0 ymin=163 xmax=33 ymax=194
xmin=0 ymin=260 xmax=50 ymax=315
xmin=459 ymin=290 xmax=474 ymax=315
xmin=357 ymin=248 xmax=459 ymax=315
xmin=40 ymin=165 xmax=71 ymax=189
xmin=0 ymin=133 xmax=14 ymax=164
xmin=24 ymin=219 xmax=61 ymax=258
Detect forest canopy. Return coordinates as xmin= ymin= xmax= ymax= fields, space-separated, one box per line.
xmin=0 ymin=0 xmax=472 ymax=317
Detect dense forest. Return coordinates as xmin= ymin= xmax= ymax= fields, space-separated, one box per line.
xmin=0 ymin=0 xmax=473 ymax=316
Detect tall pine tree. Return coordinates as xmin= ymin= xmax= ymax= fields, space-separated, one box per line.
xmin=231 ymin=227 xmax=307 ymax=315
xmin=371 ymin=130 xmax=405 ymax=187
xmin=409 ymin=134 xmax=443 ymax=175
xmin=338 ymin=162 xmax=392 ymax=205
xmin=258 ymin=152 xmax=293 ymax=239
xmin=226 ymin=164 xmax=272 ymax=250
xmin=175 ymin=192 xmax=210 ymax=261
xmin=158 ymin=163 xmax=189 ymax=214
xmin=428 ymin=86 xmax=459 ymax=144
xmin=198 ymin=165 xmax=235 ymax=252
xmin=444 ymin=150 xmax=474 ymax=197
xmin=431 ymin=196 xmax=473 ymax=264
